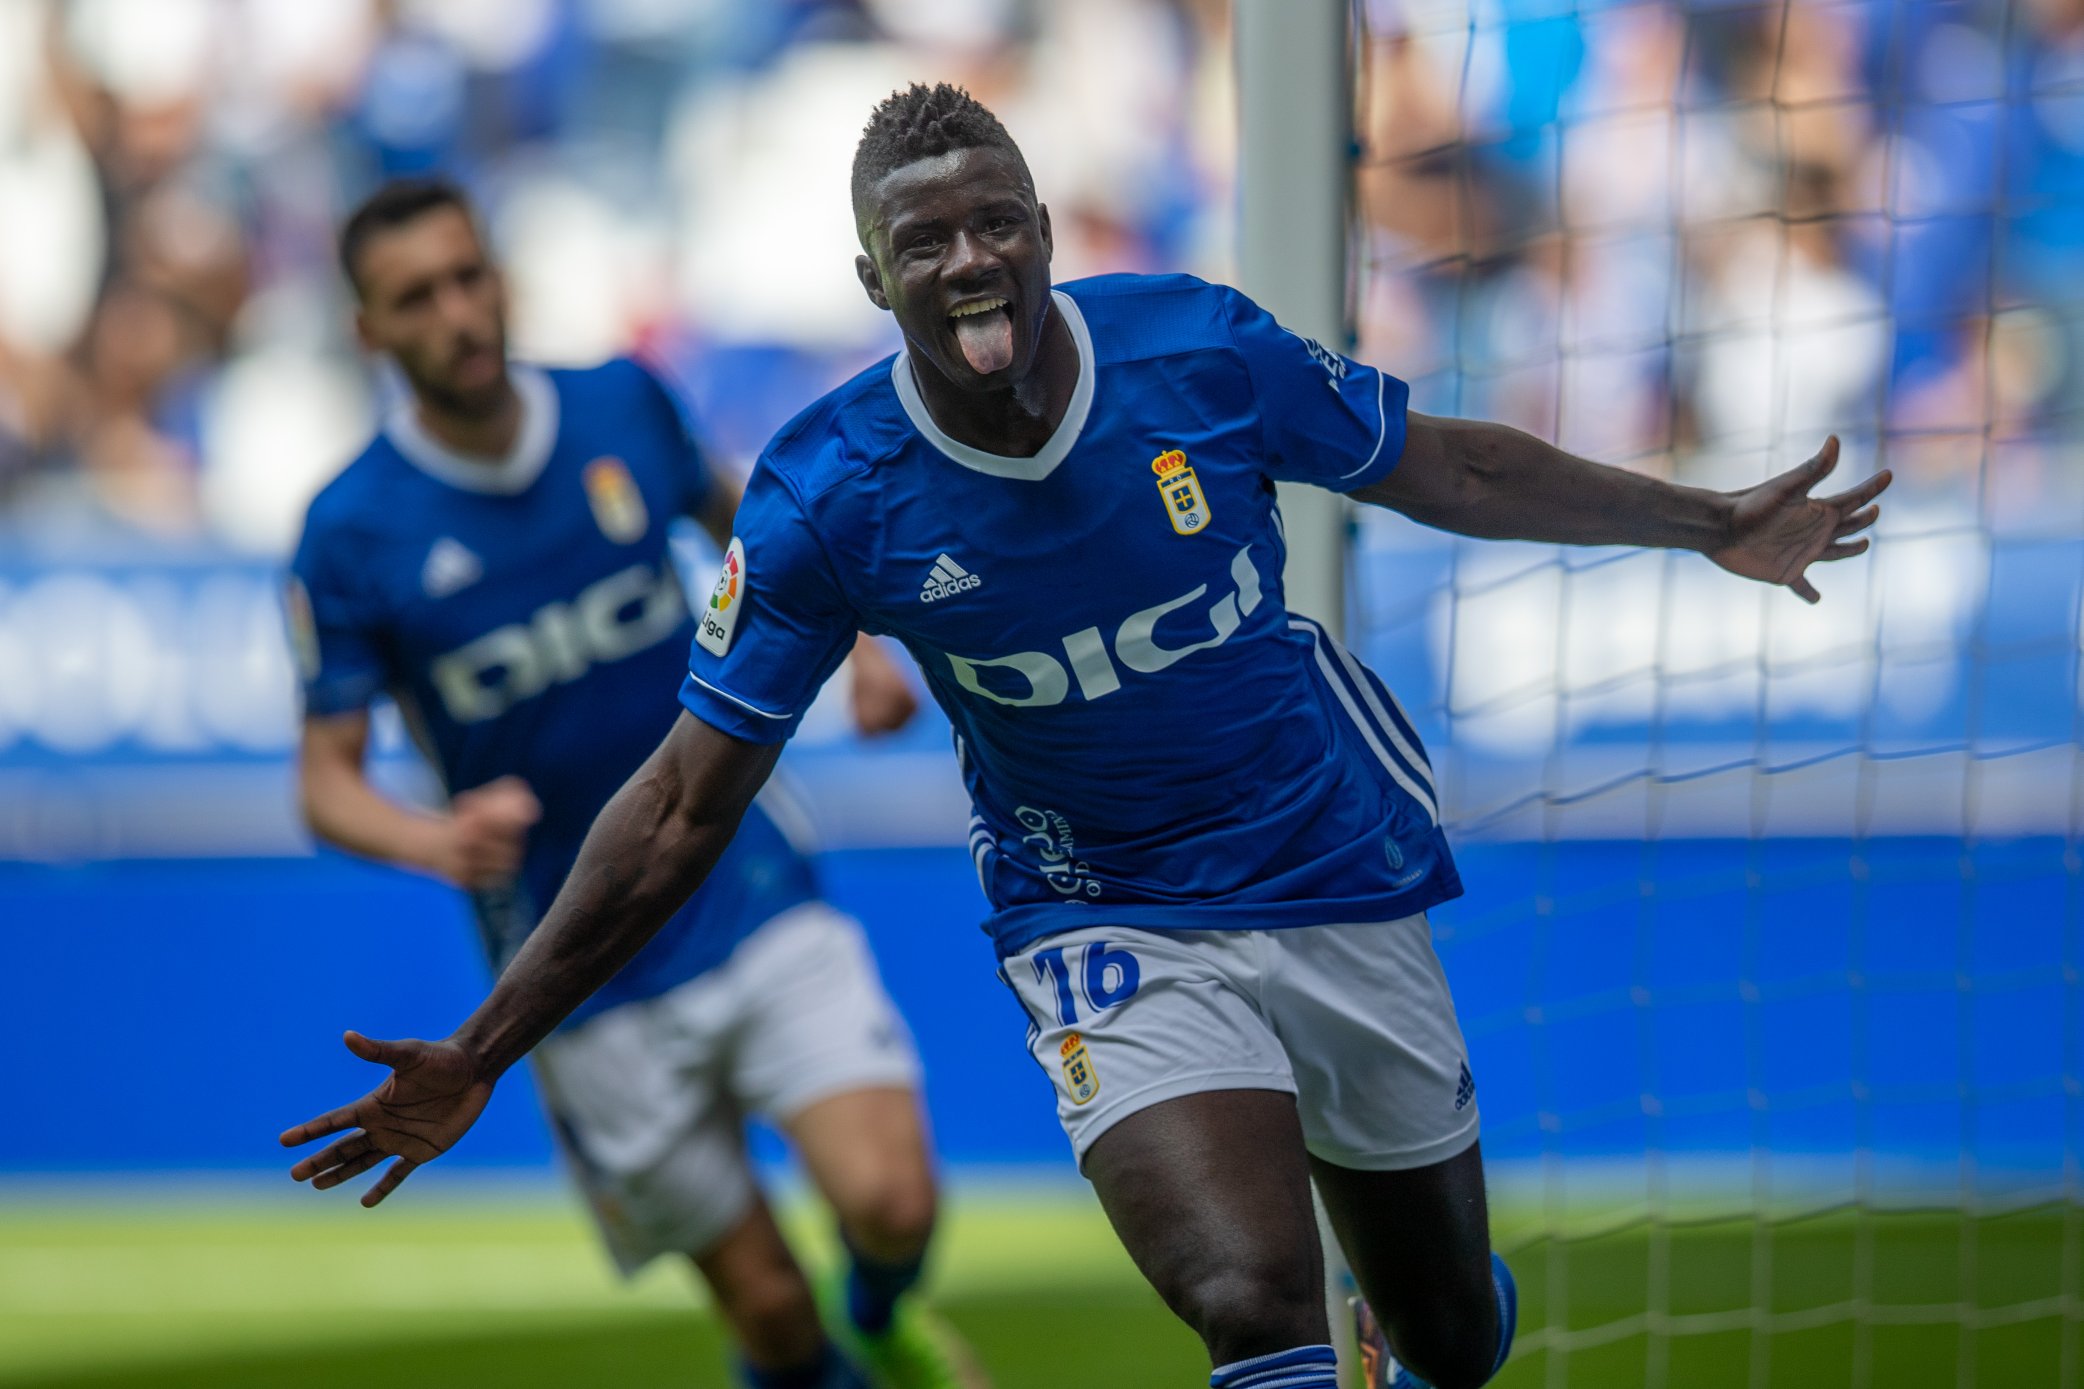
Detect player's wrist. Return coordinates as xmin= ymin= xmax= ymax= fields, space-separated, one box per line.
xmin=1686 ymin=486 xmax=1740 ymax=556
xmin=410 ymin=815 xmax=473 ymax=885
xmin=445 ymin=1019 xmax=519 ymax=1085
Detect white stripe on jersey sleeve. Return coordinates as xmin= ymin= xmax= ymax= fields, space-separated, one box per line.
xmin=1289 ymin=618 xmax=1440 ymax=823
xmin=968 ymin=816 xmax=996 ymax=894
xmin=1317 ymin=619 xmax=1436 ymax=779
xmin=684 ymin=670 xmax=793 ymax=719
xmin=1336 ymin=369 xmax=1392 ymax=482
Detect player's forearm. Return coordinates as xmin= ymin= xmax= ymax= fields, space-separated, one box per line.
xmin=448 ymin=716 xmax=777 ymax=1078
xmin=1360 ymin=415 xmax=1734 ymax=552
xmin=299 ymin=756 xmax=451 ymax=876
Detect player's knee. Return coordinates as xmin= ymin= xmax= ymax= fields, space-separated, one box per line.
xmin=1175 ymin=1258 xmax=1324 ymax=1361
xmin=710 ymin=1265 xmax=822 ymax=1365
xmin=833 ymin=1167 xmax=938 ymax=1262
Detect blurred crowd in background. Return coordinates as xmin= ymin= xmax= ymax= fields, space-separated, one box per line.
xmin=0 ymin=0 xmax=2077 ymax=558
xmin=0 ymin=0 xmax=1231 ymax=554
xmin=1358 ymin=0 xmax=2084 ymax=523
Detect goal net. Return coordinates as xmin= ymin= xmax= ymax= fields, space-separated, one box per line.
xmin=1340 ymin=0 xmax=2083 ymax=1382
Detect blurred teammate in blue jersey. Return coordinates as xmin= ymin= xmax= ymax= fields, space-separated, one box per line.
xmin=285 ymin=94 xmax=1890 ymax=1389
xmin=285 ymin=180 xmax=984 ymax=1389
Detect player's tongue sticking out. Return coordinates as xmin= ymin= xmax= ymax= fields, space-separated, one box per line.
xmin=950 ymin=299 xmax=1014 ymax=375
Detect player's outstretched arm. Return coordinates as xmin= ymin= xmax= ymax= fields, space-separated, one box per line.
xmin=281 ymin=712 xmax=780 ymax=1204
xmin=1354 ymin=416 xmax=1892 ymax=604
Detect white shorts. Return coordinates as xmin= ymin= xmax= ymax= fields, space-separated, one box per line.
xmin=1003 ymin=917 xmax=1478 ymax=1171
xmin=531 ymin=902 xmax=921 ymax=1273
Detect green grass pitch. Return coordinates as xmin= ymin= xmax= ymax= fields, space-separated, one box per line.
xmin=0 ymin=1188 xmax=2073 ymax=1387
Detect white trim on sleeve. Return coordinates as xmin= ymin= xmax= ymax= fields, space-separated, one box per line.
xmin=684 ymin=671 xmax=793 ymax=721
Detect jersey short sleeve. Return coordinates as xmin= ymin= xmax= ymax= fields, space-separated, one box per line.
xmin=678 ymin=462 xmax=855 ymax=743
xmin=286 ymin=517 xmax=390 ymax=717
xmin=1220 ymin=286 xmax=1411 ymax=493
xmin=629 ymin=359 xmax=717 ymax=519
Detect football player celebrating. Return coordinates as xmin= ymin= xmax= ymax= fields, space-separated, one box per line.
xmin=286 ymin=179 xmax=981 ymax=1389
xmin=286 ymin=94 xmax=1887 ymax=1389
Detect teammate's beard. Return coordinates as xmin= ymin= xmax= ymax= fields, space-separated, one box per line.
xmin=406 ymin=353 xmax=511 ymax=421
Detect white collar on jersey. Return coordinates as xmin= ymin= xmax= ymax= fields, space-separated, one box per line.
xmin=890 ymin=288 xmax=1095 ymax=482
xmin=385 ymin=364 xmax=559 ymax=495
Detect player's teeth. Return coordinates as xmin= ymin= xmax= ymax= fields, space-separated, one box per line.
xmin=950 ymin=298 xmax=1006 ymax=318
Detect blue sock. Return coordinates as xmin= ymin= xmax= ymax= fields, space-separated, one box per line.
xmin=1210 ymin=1344 xmax=1340 ymax=1388
xmin=1389 ymin=1253 xmax=1519 ymax=1389
xmin=1489 ymin=1253 xmax=1519 ymax=1378
xmin=844 ymin=1239 xmax=926 ymax=1336
xmin=740 ymin=1341 xmax=870 ymax=1389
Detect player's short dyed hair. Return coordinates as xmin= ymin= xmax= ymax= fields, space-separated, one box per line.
xmin=851 ymin=83 xmax=1033 ymax=243
xmin=339 ymin=178 xmax=477 ymax=296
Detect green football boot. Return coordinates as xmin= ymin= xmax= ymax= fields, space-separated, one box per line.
xmin=818 ymin=1273 xmax=989 ymax=1389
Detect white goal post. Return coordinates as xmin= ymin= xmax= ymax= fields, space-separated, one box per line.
xmin=1236 ymin=3 xmax=1364 ymax=1379
xmin=1236 ymin=0 xmax=1355 ymax=644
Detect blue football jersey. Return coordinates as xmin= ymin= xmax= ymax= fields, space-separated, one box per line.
xmin=680 ymin=274 xmax=1461 ymax=957
xmin=291 ymin=359 xmax=818 ymax=1025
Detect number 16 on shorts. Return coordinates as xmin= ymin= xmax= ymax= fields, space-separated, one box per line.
xmin=1030 ymin=940 xmax=1143 ymax=1025
xmin=1024 ymin=941 xmax=1141 ymax=1107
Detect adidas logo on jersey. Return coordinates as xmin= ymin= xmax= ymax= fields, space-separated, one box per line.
xmin=920 ymin=554 xmax=982 ymax=603
xmin=422 ymin=537 xmax=483 ymax=598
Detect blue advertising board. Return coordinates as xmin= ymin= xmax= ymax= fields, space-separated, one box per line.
xmin=0 ymin=519 xmax=2075 ymax=1181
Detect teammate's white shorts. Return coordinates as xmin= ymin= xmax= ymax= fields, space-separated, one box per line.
xmin=1003 ymin=917 xmax=1478 ymax=1171
xmin=531 ymin=902 xmax=921 ymax=1274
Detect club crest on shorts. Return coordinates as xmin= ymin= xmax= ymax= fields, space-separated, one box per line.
xmin=583 ymin=457 xmax=649 ymax=543
xmin=1059 ymin=1031 xmax=1100 ymax=1105
xmin=1152 ymin=449 xmax=1210 ymax=536
xmin=697 ymin=537 xmax=744 ymax=655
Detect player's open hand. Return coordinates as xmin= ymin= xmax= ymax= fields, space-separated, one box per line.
xmin=434 ymin=775 xmax=540 ymax=888
xmin=1708 ymin=436 xmax=1892 ymax=604
xmin=280 ymin=1031 xmax=492 ymax=1207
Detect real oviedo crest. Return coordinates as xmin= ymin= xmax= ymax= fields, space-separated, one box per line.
xmin=583 ymin=456 xmax=649 ymax=543
xmin=1151 ymin=449 xmax=1210 ymax=536
xmin=1059 ymin=1031 xmax=1100 ymax=1105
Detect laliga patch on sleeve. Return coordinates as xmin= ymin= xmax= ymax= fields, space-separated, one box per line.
xmin=697 ymin=537 xmax=745 ymax=655
xmin=283 ymin=576 xmax=321 ymax=682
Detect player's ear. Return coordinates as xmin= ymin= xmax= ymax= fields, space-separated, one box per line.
xmin=352 ymin=306 xmax=377 ymax=353
xmin=855 ymin=254 xmax=891 ymax=313
xmin=1037 ymin=203 xmax=1053 ymax=264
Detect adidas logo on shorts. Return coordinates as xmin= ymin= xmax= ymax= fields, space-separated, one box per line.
xmin=920 ymin=553 xmax=982 ymax=603
xmin=1456 ymin=1060 xmax=1476 ymax=1111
